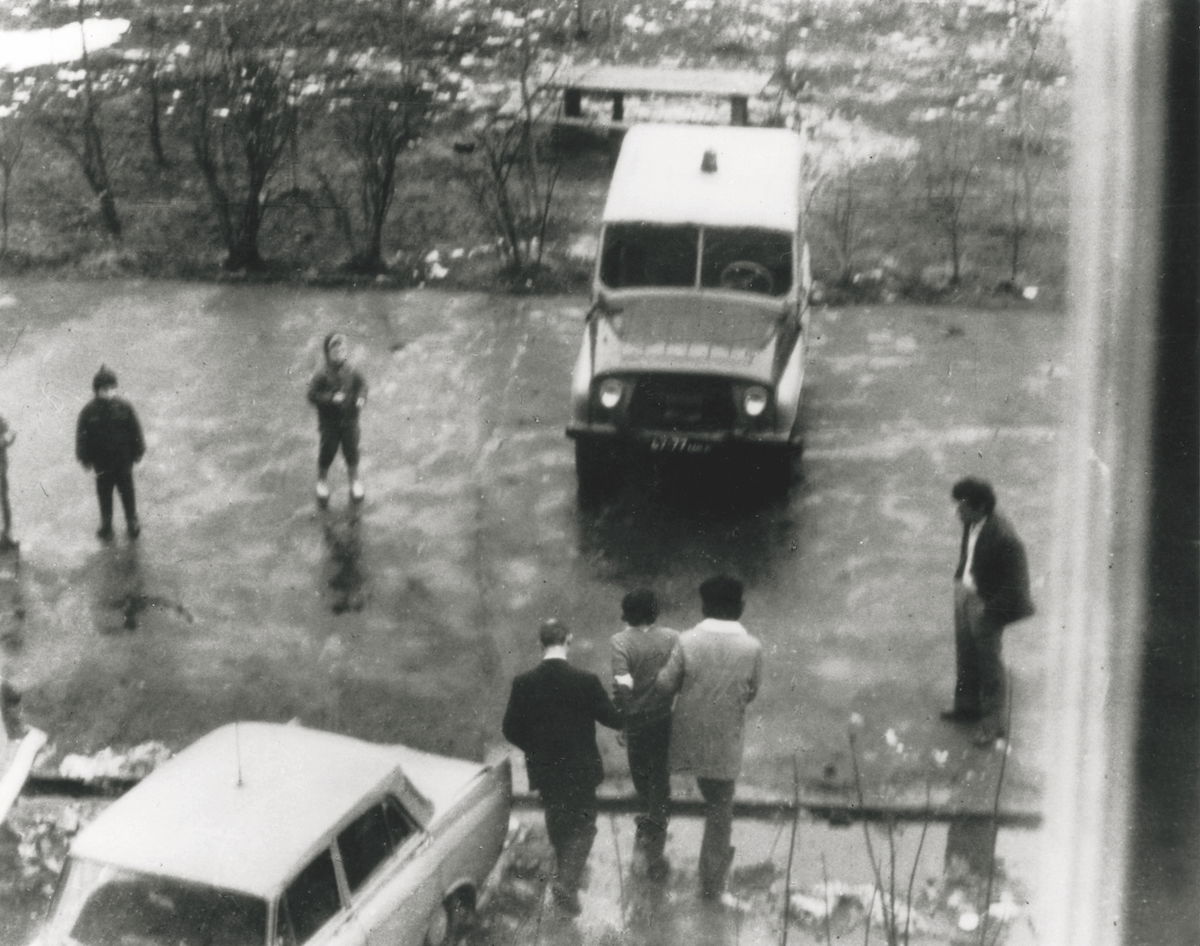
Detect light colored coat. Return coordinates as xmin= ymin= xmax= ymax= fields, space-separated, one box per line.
xmin=657 ymin=618 xmax=762 ymax=780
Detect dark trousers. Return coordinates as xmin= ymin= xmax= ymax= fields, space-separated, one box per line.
xmin=0 ymin=466 xmax=10 ymax=537
xmin=539 ymin=778 xmax=598 ymax=895
xmin=318 ymin=425 xmax=360 ymax=473
xmin=697 ymin=777 xmax=736 ymax=898
xmin=95 ymin=466 xmax=137 ymax=528
xmin=626 ymin=717 xmax=671 ymax=866
xmin=953 ymin=583 xmax=1006 ymax=727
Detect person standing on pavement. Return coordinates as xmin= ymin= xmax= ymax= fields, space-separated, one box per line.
xmin=657 ymin=575 xmax=762 ymax=902
xmin=75 ymin=366 xmax=145 ymax=541
xmin=307 ymin=332 xmax=368 ymax=506
xmin=0 ymin=413 xmax=17 ymax=550
xmin=941 ymin=477 xmax=1035 ymax=747
xmin=610 ymin=588 xmax=679 ymax=882
xmin=502 ymin=618 xmax=622 ymax=916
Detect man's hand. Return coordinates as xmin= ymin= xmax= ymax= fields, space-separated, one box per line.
xmin=331 ymin=391 xmax=346 ymax=404
xmin=355 ymin=397 xmax=366 ymax=409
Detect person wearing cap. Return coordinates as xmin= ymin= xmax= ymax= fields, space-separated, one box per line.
xmin=942 ymin=477 xmax=1034 ymax=747
xmin=75 ymin=366 xmax=146 ymax=541
xmin=307 ymin=332 xmax=369 ymax=506
xmin=657 ymin=575 xmax=762 ymax=902
xmin=0 ymin=413 xmax=16 ymax=550
xmin=502 ymin=618 xmax=622 ymax=916
xmin=610 ymin=588 xmax=679 ymax=882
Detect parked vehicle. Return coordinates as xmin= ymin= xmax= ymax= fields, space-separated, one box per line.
xmin=30 ymin=722 xmax=512 ymax=946
xmin=567 ymin=122 xmax=813 ymax=499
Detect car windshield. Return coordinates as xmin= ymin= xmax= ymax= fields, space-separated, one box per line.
xmin=45 ymin=858 xmax=267 ymax=946
xmin=600 ymin=224 xmax=792 ymax=297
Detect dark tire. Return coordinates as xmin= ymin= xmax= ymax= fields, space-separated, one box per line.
xmin=752 ymin=447 xmax=794 ymax=497
xmin=575 ymin=440 xmax=621 ymax=504
xmin=424 ymin=891 xmax=472 ymax=946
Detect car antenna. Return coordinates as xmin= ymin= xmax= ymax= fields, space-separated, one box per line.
xmin=234 ymin=721 xmax=244 ymax=788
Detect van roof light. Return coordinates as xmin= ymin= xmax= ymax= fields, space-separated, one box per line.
xmin=701 ymin=149 xmax=718 ymax=173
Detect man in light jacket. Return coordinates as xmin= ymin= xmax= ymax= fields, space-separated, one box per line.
xmin=657 ymin=575 xmax=762 ymax=901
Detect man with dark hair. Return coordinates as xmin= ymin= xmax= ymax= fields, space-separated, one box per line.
xmin=76 ymin=366 xmax=145 ymax=541
xmin=307 ymin=332 xmax=368 ymax=506
xmin=610 ymin=588 xmax=679 ymax=881
xmin=657 ymin=575 xmax=762 ymax=901
xmin=943 ymin=477 xmax=1035 ymax=747
xmin=503 ymin=619 xmax=622 ymax=916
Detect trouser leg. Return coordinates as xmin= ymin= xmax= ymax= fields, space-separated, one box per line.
xmin=114 ymin=466 xmax=138 ymax=526
xmin=971 ymin=604 xmax=1006 ymax=731
xmin=95 ymin=472 xmax=115 ymax=529
xmin=628 ymin=719 xmax=671 ymax=868
xmin=953 ymin=583 xmax=982 ymax=716
xmin=0 ymin=467 xmax=11 ymax=538
xmin=696 ymin=777 xmax=735 ymax=898
xmin=541 ymin=782 xmax=598 ymax=894
xmin=317 ymin=428 xmax=340 ymax=476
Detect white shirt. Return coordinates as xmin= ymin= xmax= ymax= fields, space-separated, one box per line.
xmin=961 ymin=517 xmax=986 ymax=592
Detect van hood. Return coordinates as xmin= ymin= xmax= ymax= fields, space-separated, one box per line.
xmin=592 ymin=293 xmax=784 ymax=381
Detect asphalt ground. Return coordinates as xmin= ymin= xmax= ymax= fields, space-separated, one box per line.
xmin=0 ymin=281 xmax=1064 ymax=809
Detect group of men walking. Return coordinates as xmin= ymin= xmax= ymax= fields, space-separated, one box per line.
xmin=502 ymin=478 xmax=1033 ymax=917
xmin=503 ymin=575 xmax=762 ymax=914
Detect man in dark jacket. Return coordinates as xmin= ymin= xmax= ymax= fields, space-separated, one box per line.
xmin=942 ymin=477 xmax=1035 ymax=747
xmin=76 ymin=366 xmax=145 ymax=541
xmin=503 ymin=619 xmax=622 ymax=916
xmin=307 ymin=332 xmax=368 ymax=506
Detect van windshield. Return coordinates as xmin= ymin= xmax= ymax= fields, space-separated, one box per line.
xmin=600 ymin=224 xmax=792 ymax=297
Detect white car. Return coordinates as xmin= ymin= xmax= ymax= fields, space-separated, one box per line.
xmin=32 ymin=722 xmax=512 ymax=946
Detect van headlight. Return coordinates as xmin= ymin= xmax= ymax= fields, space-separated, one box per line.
xmin=743 ymin=386 xmax=769 ymax=418
xmin=598 ymin=378 xmax=623 ymax=409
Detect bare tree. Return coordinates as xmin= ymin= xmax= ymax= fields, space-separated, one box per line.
xmin=0 ymin=78 xmax=30 ymax=257
xmin=173 ymin=2 xmax=309 ymax=271
xmin=820 ymin=160 xmax=866 ymax=285
xmin=315 ymin=0 xmax=448 ymax=274
xmin=917 ymin=99 xmax=984 ymax=286
xmin=457 ymin=2 xmax=562 ymax=280
xmin=1002 ymin=0 xmax=1063 ymax=285
xmin=32 ymin=3 xmax=125 ymax=241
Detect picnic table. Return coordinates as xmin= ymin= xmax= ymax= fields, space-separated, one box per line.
xmin=545 ymin=64 xmax=775 ymax=128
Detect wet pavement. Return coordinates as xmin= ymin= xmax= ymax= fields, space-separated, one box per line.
xmin=0 ymin=280 xmax=1066 ymax=931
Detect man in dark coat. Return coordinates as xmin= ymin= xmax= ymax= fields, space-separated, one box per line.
xmin=503 ymin=619 xmax=622 ymax=916
xmin=942 ymin=477 xmax=1035 ymax=747
xmin=75 ymin=366 xmax=145 ymax=541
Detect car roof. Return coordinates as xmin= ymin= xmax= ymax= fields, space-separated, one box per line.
xmin=70 ymin=722 xmax=432 ymax=899
xmin=602 ymin=123 xmax=804 ymax=232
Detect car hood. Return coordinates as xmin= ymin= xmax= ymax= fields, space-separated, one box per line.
xmin=391 ymin=744 xmax=491 ymax=820
xmin=593 ymin=293 xmax=783 ymax=381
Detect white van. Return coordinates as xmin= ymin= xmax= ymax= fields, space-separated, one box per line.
xmin=566 ymin=122 xmax=812 ymax=497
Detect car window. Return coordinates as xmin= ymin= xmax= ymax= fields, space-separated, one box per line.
xmin=700 ymin=227 xmax=793 ymax=296
xmin=601 ymin=224 xmax=699 ymax=289
xmin=64 ymin=868 xmax=266 ymax=946
xmin=337 ymin=796 xmax=415 ymax=893
xmin=280 ymin=850 xmax=342 ymax=945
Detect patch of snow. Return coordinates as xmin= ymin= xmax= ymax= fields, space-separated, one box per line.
xmin=0 ymin=18 xmax=129 ymax=72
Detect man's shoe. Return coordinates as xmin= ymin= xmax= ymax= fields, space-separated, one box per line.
xmin=127 ymin=520 xmax=141 ymax=539
xmin=315 ymin=480 xmax=331 ymax=506
xmin=96 ymin=525 xmax=114 ymax=541
xmin=551 ymin=885 xmax=582 ymax=916
xmin=350 ymin=480 xmax=365 ymax=503
xmin=0 ymin=535 xmax=18 ymax=552
xmin=940 ymin=708 xmax=981 ymax=723
xmin=973 ymin=728 xmax=1007 ymax=748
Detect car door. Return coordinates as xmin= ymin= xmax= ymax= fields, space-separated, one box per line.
xmin=277 ymin=846 xmax=367 ymax=946
xmin=335 ymin=794 xmax=443 ymax=946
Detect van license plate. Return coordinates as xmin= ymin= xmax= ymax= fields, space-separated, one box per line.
xmin=650 ymin=435 xmax=711 ymax=455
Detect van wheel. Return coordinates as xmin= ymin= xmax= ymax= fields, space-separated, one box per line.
xmin=754 ymin=448 xmax=794 ymax=496
xmin=424 ymin=892 xmax=472 ymax=946
xmin=575 ymin=441 xmax=620 ymax=504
